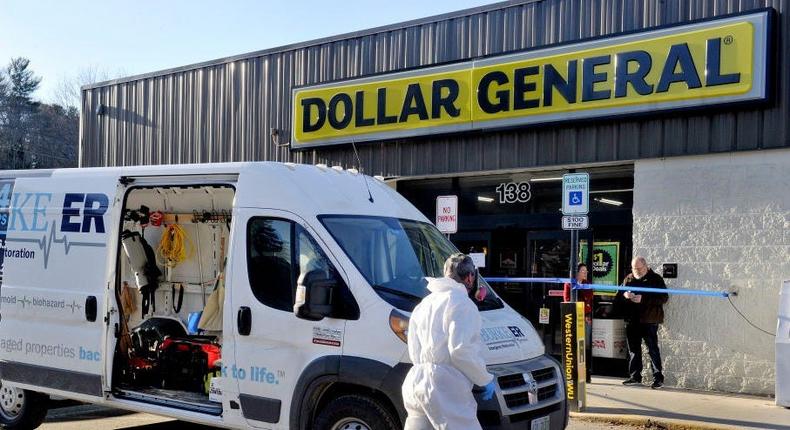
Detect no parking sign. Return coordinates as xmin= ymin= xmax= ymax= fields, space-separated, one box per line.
xmin=435 ymin=196 xmax=458 ymax=234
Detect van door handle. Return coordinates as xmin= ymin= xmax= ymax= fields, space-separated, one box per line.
xmin=85 ymin=296 xmax=98 ymax=322
xmin=237 ymin=306 xmax=252 ymax=336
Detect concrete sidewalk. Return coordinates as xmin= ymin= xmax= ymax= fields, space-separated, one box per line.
xmin=572 ymin=377 xmax=790 ymax=430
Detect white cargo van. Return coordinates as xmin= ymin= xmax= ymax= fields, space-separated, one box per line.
xmin=0 ymin=162 xmax=567 ymax=430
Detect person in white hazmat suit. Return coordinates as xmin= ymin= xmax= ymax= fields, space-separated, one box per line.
xmin=402 ymin=253 xmax=496 ymax=430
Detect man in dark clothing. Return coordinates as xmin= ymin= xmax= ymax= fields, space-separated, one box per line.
xmin=616 ymin=256 xmax=669 ymax=389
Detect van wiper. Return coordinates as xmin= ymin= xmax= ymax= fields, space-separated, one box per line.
xmin=371 ymin=285 xmax=423 ymax=302
xmin=476 ymin=296 xmax=505 ymax=311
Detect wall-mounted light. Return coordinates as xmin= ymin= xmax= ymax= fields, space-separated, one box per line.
xmin=595 ymin=197 xmax=623 ymax=206
xmin=590 ymin=188 xmax=633 ymax=194
xmin=272 ymin=127 xmax=291 ymax=148
xmin=95 ymin=103 xmax=106 ymax=116
xmin=529 ymin=177 xmax=563 ymax=182
xmin=477 ymin=196 xmax=495 ymax=203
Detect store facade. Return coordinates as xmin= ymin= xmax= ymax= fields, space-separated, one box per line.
xmin=80 ymin=0 xmax=788 ymax=395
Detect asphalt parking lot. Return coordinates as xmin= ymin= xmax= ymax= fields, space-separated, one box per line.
xmin=38 ymin=404 xmax=644 ymax=430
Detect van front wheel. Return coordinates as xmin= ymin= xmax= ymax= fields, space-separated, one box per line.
xmin=0 ymin=384 xmax=48 ymax=430
xmin=314 ymin=394 xmax=399 ymax=430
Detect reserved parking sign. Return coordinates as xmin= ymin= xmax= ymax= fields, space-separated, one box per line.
xmin=562 ymin=173 xmax=589 ymax=215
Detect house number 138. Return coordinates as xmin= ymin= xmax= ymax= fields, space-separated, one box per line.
xmin=495 ymin=182 xmax=531 ymax=203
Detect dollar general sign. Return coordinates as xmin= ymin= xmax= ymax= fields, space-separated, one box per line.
xmin=292 ymin=10 xmax=770 ymax=148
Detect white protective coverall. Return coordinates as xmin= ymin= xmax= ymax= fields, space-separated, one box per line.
xmin=402 ymin=277 xmax=494 ymax=430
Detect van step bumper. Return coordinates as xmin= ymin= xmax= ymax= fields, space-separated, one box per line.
xmin=114 ymin=388 xmax=222 ymax=416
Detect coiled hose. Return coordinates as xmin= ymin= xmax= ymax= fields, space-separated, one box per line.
xmin=158 ymin=224 xmax=194 ymax=268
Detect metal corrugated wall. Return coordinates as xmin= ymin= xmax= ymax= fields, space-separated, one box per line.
xmin=80 ymin=0 xmax=789 ymax=176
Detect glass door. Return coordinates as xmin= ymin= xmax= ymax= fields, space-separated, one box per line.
xmin=526 ymin=230 xmax=593 ymax=356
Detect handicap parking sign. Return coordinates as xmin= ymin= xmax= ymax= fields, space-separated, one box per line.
xmin=562 ymin=173 xmax=589 ymax=215
xmin=569 ymin=191 xmax=583 ymax=206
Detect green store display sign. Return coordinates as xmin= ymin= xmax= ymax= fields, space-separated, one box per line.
xmin=581 ymin=242 xmax=620 ymax=294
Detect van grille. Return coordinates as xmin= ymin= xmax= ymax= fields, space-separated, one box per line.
xmin=538 ymin=384 xmax=556 ymax=401
xmin=496 ymin=365 xmax=561 ymax=411
xmin=532 ymin=367 xmax=554 ymax=383
xmin=503 ymin=391 xmax=530 ymax=408
xmin=498 ymin=373 xmax=527 ymax=389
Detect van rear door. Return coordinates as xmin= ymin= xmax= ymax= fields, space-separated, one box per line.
xmin=0 ymin=174 xmax=119 ymax=400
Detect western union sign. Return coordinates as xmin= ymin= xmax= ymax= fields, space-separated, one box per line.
xmin=292 ymin=11 xmax=770 ymax=148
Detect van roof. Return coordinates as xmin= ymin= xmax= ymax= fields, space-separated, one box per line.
xmin=0 ymin=161 xmax=257 ymax=179
xmin=1 ymin=161 xmax=370 ymax=178
xmin=3 ymin=162 xmax=429 ymax=224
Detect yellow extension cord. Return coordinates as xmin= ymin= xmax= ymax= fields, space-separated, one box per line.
xmin=158 ymin=224 xmax=194 ymax=267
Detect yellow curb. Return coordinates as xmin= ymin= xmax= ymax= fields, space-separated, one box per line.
xmin=570 ymin=412 xmax=741 ymax=430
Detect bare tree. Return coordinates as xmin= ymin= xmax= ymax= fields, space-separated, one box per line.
xmin=52 ymin=66 xmax=123 ymax=110
xmin=29 ymin=104 xmax=78 ymax=168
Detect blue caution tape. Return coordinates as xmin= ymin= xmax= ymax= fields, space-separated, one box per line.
xmin=484 ymin=277 xmax=573 ymax=284
xmin=577 ymin=283 xmax=729 ymax=298
xmin=484 ymin=277 xmax=730 ymax=298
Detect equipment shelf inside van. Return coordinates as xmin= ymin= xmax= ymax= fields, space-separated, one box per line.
xmin=114 ymin=184 xmax=235 ymax=415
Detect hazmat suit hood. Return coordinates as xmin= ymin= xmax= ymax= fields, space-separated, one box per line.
xmin=426 ymin=276 xmax=467 ymax=294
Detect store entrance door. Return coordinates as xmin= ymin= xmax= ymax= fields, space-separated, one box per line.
xmin=526 ymin=230 xmax=593 ymax=356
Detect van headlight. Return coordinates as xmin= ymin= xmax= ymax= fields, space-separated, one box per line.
xmin=389 ymin=309 xmax=410 ymax=343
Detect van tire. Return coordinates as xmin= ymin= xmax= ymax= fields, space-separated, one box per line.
xmin=0 ymin=387 xmax=48 ymax=430
xmin=313 ymin=394 xmax=399 ymax=430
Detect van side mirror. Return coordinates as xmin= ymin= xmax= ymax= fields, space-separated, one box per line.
xmin=294 ymin=269 xmax=337 ymax=321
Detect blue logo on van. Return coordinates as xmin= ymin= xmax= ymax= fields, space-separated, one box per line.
xmin=60 ymin=193 xmax=109 ymax=233
xmin=2 ymin=187 xmax=110 ymax=269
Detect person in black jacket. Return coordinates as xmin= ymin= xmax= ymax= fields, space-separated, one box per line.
xmin=616 ymin=256 xmax=669 ymax=389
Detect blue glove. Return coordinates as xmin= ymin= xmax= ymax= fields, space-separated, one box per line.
xmin=482 ymin=380 xmax=496 ymax=401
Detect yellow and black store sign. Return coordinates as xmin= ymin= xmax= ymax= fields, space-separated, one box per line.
xmin=291 ymin=10 xmax=770 ymax=148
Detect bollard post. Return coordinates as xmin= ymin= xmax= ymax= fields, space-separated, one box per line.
xmin=561 ymin=301 xmax=586 ymax=412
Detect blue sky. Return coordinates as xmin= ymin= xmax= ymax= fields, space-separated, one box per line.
xmin=0 ymin=0 xmax=495 ymax=104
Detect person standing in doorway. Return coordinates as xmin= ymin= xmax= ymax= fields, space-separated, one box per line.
xmin=617 ymin=256 xmax=669 ymax=389
xmin=563 ymin=263 xmax=593 ymax=308
xmin=402 ymin=253 xmax=495 ymax=429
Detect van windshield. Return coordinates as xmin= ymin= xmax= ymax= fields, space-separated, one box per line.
xmin=320 ymin=215 xmax=503 ymax=312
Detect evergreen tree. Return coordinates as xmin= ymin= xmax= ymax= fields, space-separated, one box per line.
xmin=0 ymin=57 xmax=77 ymax=169
xmin=2 ymin=58 xmax=41 ymax=169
